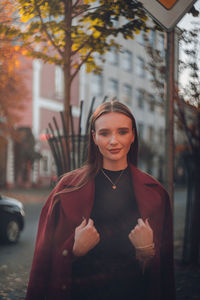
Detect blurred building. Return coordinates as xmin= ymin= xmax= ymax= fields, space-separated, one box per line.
xmin=5 ymin=24 xmax=180 ymax=187
xmin=80 ymin=26 xmax=180 ymax=182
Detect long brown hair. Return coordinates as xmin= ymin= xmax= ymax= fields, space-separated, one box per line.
xmin=60 ymin=101 xmax=138 ymax=192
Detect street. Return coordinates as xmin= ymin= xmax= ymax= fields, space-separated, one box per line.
xmin=0 ymin=187 xmax=199 ymax=299
xmin=0 ymin=202 xmax=44 ymax=299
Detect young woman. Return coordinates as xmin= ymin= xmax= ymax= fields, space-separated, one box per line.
xmin=26 ymin=101 xmax=175 ymax=300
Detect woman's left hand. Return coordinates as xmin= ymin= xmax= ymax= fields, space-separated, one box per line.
xmin=128 ymin=218 xmax=153 ymax=249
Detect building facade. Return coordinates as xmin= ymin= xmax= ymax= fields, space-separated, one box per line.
xmin=80 ymin=27 xmax=170 ymax=180
xmin=4 ymin=24 xmax=179 ymax=187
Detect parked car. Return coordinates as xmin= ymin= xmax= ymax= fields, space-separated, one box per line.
xmin=0 ymin=194 xmax=25 ymax=243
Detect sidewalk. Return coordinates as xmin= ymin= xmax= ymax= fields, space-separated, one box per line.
xmin=1 ymin=187 xmax=200 ymax=299
xmin=175 ymin=261 xmax=200 ymax=300
xmin=0 ymin=187 xmax=51 ymax=204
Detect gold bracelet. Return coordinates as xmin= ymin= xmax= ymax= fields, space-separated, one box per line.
xmin=136 ymin=243 xmax=154 ymax=250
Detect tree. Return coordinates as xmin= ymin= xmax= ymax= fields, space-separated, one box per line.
xmin=0 ymin=0 xmax=28 ymax=140
xmin=13 ymin=0 xmax=149 ymax=128
xmin=176 ymin=24 xmax=200 ymax=264
xmin=144 ymin=23 xmax=200 ymax=264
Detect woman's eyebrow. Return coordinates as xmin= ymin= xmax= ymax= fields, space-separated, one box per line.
xmin=98 ymin=128 xmax=110 ymax=132
xmin=98 ymin=127 xmax=130 ymax=132
xmin=99 ymin=127 xmax=129 ymax=131
xmin=118 ymin=127 xmax=129 ymax=130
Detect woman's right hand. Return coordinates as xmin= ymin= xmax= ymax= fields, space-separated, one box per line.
xmin=72 ymin=218 xmax=100 ymax=257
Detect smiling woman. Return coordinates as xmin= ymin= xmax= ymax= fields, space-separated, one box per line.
xmin=92 ymin=112 xmax=135 ymax=171
xmin=26 ymin=101 xmax=175 ymax=300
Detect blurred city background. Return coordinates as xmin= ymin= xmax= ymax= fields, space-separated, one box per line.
xmin=0 ymin=0 xmax=200 ymax=299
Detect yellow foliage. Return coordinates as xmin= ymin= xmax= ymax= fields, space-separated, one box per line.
xmin=21 ymin=49 xmax=28 ymax=56
xmin=141 ymin=15 xmax=148 ymax=22
xmin=8 ymin=63 xmax=14 ymax=73
xmin=93 ymin=31 xmax=101 ymax=39
xmin=134 ymin=29 xmax=140 ymax=35
xmin=84 ymin=0 xmax=96 ymax=3
xmin=90 ymin=18 xmax=101 ymax=26
xmin=20 ymin=13 xmax=30 ymax=23
xmin=80 ymin=48 xmax=88 ymax=55
xmin=73 ymin=63 xmax=79 ymax=69
xmin=82 ymin=17 xmax=90 ymax=24
xmin=14 ymin=45 xmax=20 ymax=51
xmin=72 ymin=44 xmax=79 ymax=51
xmin=15 ymin=60 xmax=20 ymax=68
xmin=86 ymin=63 xmax=94 ymax=73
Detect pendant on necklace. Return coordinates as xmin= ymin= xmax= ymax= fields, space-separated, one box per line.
xmin=112 ymin=185 xmax=116 ymax=190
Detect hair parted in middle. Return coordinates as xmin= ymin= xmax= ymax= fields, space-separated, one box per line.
xmin=87 ymin=100 xmax=138 ymax=178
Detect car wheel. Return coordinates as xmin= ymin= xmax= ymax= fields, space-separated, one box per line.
xmin=5 ymin=218 xmax=20 ymax=243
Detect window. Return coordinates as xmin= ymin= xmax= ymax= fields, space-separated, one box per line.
xmin=138 ymin=123 xmax=144 ymax=139
xmin=91 ymin=74 xmax=103 ymax=96
xmin=108 ymin=78 xmax=119 ymax=98
xmin=107 ymin=47 xmax=119 ymax=66
xmin=136 ymin=89 xmax=144 ymax=109
xmin=111 ymin=17 xmax=119 ymax=28
xmin=122 ymin=84 xmax=132 ymax=105
xmin=55 ymin=66 xmax=64 ymax=99
xmin=136 ymin=31 xmax=144 ymax=44
xmin=40 ymin=150 xmax=51 ymax=176
xmin=136 ymin=56 xmax=145 ymax=78
xmin=157 ymin=33 xmax=165 ymax=58
xmin=149 ymin=30 xmax=155 ymax=47
xmin=42 ymin=156 xmax=48 ymax=173
xmin=159 ymin=128 xmax=164 ymax=144
xmin=148 ymin=126 xmax=154 ymax=142
xmin=122 ymin=50 xmax=133 ymax=72
xmin=148 ymin=94 xmax=155 ymax=112
xmin=147 ymin=64 xmax=155 ymax=81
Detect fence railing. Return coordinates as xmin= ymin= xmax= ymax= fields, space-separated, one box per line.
xmin=46 ymin=97 xmax=107 ymax=176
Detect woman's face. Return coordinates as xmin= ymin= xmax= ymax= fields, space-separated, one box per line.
xmin=92 ymin=112 xmax=135 ymax=170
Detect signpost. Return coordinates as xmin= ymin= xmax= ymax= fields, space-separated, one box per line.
xmin=139 ymin=0 xmax=197 ymax=32
xmin=137 ymin=0 xmax=197 ymax=205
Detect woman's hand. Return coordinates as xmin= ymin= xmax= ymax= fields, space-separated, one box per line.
xmin=128 ymin=218 xmax=153 ymax=249
xmin=72 ymin=218 xmax=100 ymax=257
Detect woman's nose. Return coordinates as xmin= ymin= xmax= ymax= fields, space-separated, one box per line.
xmin=110 ymin=134 xmax=118 ymax=144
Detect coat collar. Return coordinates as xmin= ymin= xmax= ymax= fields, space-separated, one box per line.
xmin=59 ymin=164 xmax=163 ymax=222
xmin=129 ymin=164 xmax=163 ymax=220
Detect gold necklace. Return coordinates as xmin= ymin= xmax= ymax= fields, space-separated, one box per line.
xmin=101 ymin=168 xmax=125 ymax=190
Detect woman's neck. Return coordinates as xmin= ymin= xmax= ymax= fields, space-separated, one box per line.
xmin=102 ymin=160 xmax=128 ymax=171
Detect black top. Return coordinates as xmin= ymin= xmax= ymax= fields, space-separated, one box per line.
xmin=71 ymin=167 xmax=145 ymax=300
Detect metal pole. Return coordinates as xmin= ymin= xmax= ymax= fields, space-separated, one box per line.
xmin=165 ymin=29 xmax=175 ymax=207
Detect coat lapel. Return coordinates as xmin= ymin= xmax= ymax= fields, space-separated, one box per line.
xmin=60 ymin=165 xmax=163 ymax=226
xmin=129 ymin=164 xmax=163 ymax=220
xmin=60 ymin=180 xmax=95 ymax=226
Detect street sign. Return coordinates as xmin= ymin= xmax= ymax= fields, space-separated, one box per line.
xmin=138 ymin=0 xmax=197 ymax=31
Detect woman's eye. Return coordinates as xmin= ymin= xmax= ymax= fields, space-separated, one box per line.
xmin=100 ymin=131 xmax=108 ymax=136
xmin=119 ymin=130 xmax=128 ymax=135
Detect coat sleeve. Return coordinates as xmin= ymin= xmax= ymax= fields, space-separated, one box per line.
xmin=25 ymin=189 xmax=59 ymax=299
xmin=160 ymin=191 xmax=176 ymax=300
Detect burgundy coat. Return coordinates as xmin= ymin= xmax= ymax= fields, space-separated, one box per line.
xmin=26 ymin=164 xmax=175 ymax=300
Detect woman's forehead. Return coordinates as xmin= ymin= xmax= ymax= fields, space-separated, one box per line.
xmin=94 ymin=112 xmax=132 ymax=129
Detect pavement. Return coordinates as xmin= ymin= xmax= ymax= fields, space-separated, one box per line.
xmin=1 ymin=186 xmax=200 ymax=300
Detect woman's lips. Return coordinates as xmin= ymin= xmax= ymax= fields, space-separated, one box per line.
xmin=109 ymin=149 xmax=121 ymax=154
